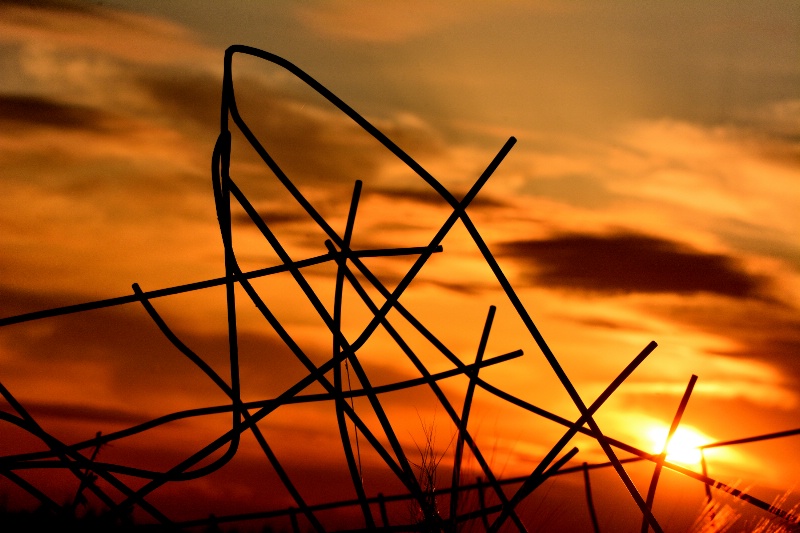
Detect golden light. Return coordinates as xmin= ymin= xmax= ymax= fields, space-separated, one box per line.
xmin=646 ymin=425 xmax=711 ymax=467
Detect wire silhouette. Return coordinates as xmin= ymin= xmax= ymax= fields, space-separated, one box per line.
xmin=1 ymin=45 xmax=798 ymax=532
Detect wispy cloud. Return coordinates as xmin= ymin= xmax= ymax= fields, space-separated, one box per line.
xmin=0 ymin=1 xmax=217 ymax=68
xmin=294 ymin=1 xmax=472 ymax=44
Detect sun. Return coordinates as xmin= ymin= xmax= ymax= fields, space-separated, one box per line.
xmin=646 ymin=425 xmax=711 ymax=466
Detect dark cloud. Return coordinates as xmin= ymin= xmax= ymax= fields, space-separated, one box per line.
xmin=662 ymin=299 xmax=800 ymax=383
xmin=135 ymin=69 xmax=222 ymax=134
xmin=136 ymin=61 xmax=451 ymax=207
xmin=17 ymin=400 xmax=150 ymax=426
xmin=723 ymin=335 xmax=800 ymax=380
xmin=232 ymin=98 xmax=387 ymax=190
xmin=0 ymin=94 xmax=112 ymax=131
xmin=138 ymin=70 xmax=388 ymax=190
xmin=0 ymin=285 xmax=74 ymax=319
xmin=412 ymin=279 xmax=488 ymax=295
xmin=560 ymin=315 xmax=647 ymax=332
xmin=0 ymin=0 xmax=95 ymax=13
xmin=497 ymin=232 xmax=767 ymax=298
xmin=231 ymin=210 xmax=309 ymax=227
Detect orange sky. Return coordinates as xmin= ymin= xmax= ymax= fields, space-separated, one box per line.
xmin=0 ymin=1 xmax=799 ymax=531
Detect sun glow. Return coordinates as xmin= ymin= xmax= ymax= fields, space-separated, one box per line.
xmin=646 ymin=425 xmax=711 ymax=466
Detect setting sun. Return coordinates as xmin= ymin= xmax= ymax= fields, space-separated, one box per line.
xmin=647 ymin=425 xmax=712 ymax=466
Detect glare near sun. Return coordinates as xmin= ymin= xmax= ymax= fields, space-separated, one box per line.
xmin=646 ymin=425 xmax=711 ymax=466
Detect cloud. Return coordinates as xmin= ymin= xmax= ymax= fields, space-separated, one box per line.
xmin=231 ymin=210 xmax=308 ymax=228
xmin=0 ymin=3 xmax=506 ymax=327
xmin=293 ymin=0 xmax=574 ymax=44
xmin=0 ymin=93 xmax=110 ymax=130
xmin=497 ymin=232 xmax=767 ymax=298
xmin=621 ymin=377 xmax=796 ymax=412
xmin=0 ymin=1 xmax=217 ymax=68
xmin=293 ymin=1 xmax=465 ymax=44
xmin=0 ymin=0 xmax=91 ymax=11
xmin=20 ymin=400 xmax=151 ymax=426
xmin=133 ymin=63 xmax=447 ymax=206
xmin=134 ymin=68 xmax=227 ymax=135
xmin=517 ymin=174 xmax=616 ymax=210
xmin=654 ymin=297 xmax=800 ymax=385
xmin=0 ymin=281 xmax=370 ymax=419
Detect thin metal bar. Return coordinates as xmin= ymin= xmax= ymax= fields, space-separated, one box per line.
xmin=700 ymin=428 xmax=800 ymax=450
xmin=583 ymin=462 xmax=601 ymax=533
xmin=0 ymin=246 xmax=441 ymax=329
xmin=700 ymin=450 xmax=712 ymax=502
xmin=378 ymin=492 xmax=390 ymax=528
xmin=641 ymin=375 xmax=697 ymax=533
xmin=450 ymin=306 xmax=495 ymax=523
xmin=491 ymin=341 xmax=657 ymax=531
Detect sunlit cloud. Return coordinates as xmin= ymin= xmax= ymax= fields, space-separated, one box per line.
xmin=0 ymin=1 xmax=217 ymax=69
xmin=606 ymin=120 xmax=800 ymax=234
xmin=623 ymin=378 xmax=797 ymax=412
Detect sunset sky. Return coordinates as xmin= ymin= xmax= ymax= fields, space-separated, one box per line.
xmin=1 ymin=1 xmax=799 ymax=530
